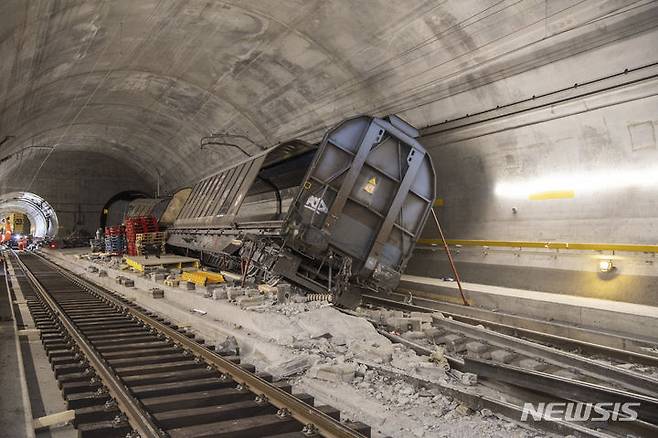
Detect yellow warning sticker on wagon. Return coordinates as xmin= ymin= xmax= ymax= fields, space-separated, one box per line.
xmin=363 ymin=177 xmax=377 ymax=194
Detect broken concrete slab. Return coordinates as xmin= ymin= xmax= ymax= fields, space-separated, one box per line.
xmin=466 ymin=341 xmax=491 ymax=359
xmin=237 ymin=295 xmax=266 ymax=308
xmin=517 ymin=358 xmax=549 ymax=371
xmin=436 ymin=334 xmax=467 ymax=352
xmin=489 ymin=349 xmax=516 ymax=363
xmin=387 ymin=316 xmax=422 ymax=332
xmin=309 ymin=363 xmax=356 ymax=383
xmin=212 ymin=288 xmax=228 ymax=300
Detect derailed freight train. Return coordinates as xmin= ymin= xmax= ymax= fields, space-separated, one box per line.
xmin=165 ymin=115 xmax=435 ymax=306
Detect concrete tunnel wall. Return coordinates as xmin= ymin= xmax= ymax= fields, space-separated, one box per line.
xmin=407 ymin=26 xmax=658 ymax=304
xmin=0 ymin=151 xmax=152 ymax=236
xmin=1 ymin=1 xmax=657 ymax=301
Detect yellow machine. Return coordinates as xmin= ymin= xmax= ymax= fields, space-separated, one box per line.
xmin=1 ymin=213 xmax=30 ymax=236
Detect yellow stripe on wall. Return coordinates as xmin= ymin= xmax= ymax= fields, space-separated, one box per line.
xmin=528 ymin=190 xmax=575 ymax=200
xmin=433 ymin=198 xmax=444 ymax=207
xmin=417 ymin=239 xmax=658 ymax=253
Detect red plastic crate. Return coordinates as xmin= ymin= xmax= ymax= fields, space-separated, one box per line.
xmin=124 ymin=216 xmax=159 ymax=256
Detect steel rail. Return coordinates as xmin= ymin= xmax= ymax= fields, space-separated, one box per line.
xmin=374 ymin=316 xmax=658 ymax=430
xmin=464 ymin=358 xmax=658 ymax=434
xmin=356 ymin=359 xmax=615 ymax=438
xmin=428 ymin=314 xmax=658 ymax=399
xmin=362 ymin=292 xmax=658 ymax=366
xmin=32 ymin=251 xmax=364 ymax=438
xmin=359 ymin=308 xmax=656 ymax=436
xmin=12 ymin=250 xmax=163 ymax=437
xmin=361 ymin=294 xmax=658 ymax=395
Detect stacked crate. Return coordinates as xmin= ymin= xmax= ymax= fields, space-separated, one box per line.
xmin=135 ymin=231 xmax=167 ymax=255
xmin=125 ymin=216 xmax=159 ymax=256
xmin=104 ymin=225 xmax=125 ymax=254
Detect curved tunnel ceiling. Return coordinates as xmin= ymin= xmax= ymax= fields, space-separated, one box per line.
xmin=0 ymin=191 xmax=59 ymax=238
xmin=1 ymin=1 xmax=655 ymax=192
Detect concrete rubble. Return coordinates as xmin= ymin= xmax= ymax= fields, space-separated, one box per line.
xmin=53 ymin=249 xmax=543 ymax=438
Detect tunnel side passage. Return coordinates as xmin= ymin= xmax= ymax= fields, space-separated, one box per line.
xmin=0 ymin=191 xmax=58 ymax=238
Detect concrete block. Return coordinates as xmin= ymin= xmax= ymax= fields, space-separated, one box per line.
xmin=258 ymin=284 xmax=277 ymax=295
xmin=460 ymin=372 xmax=478 ymax=386
xmin=206 ymin=284 xmax=222 ymax=293
xmin=164 ymin=279 xmax=179 ymax=287
xmin=237 ymin=295 xmax=265 ymax=308
xmin=422 ymin=327 xmax=445 ymax=339
xmin=185 ymin=282 xmax=195 ymax=290
xmin=216 ymin=336 xmax=239 ymax=356
xmin=152 ymin=273 xmax=166 ymax=282
xmin=243 ymin=288 xmax=260 ymax=298
xmin=386 ymin=310 xmax=404 ymax=319
xmin=387 ymin=316 xmax=422 ymax=332
xmin=98 ymin=270 xmax=108 ymax=277
xmin=410 ymin=311 xmax=433 ymax=324
xmin=150 ymin=288 xmax=164 ymax=299
xmin=489 ymin=349 xmax=517 ymax=364
xmin=276 ymin=283 xmax=292 ymax=303
xmin=401 ymin=330 xmax=426 ymax=341
xmin=517 ymin=358 xmax=549 ymax=371
xmin=227 ymin=287 xmax=245 ymax=300
xmin=123 ymin=279 xmax=135 ymax=288
xmin=436 ymin=334 xmax=467 ymax=352
xmin=310 ymin=364 xmax=356 ymax=383
xmin=352 ymin=343 xmax=393 ymax=364
xmin=466 ymin=342 xmax=491 ymax=359
xmin=87 ymin=266 xmax=99 ymax=273
xmin=212 ymin=288 xmax=228 ymax=300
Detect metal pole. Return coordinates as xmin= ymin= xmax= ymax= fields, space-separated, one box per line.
xmin=241 ymin=241 xmax=256 ymax=288
xmin=430 ymin=208 xmax=468 ymax=306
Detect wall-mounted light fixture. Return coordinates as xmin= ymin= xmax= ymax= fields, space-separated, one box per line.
xmin=494 ymin=166 xmax=658 ymax=199
xmin=598 ymin=259 xmax=615 ymax=273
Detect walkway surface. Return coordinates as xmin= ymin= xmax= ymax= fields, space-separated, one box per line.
xmin=401 ymin=274 xmax=658 ymax=319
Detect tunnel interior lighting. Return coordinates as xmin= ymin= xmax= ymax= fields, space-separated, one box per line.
xmin=598 ymin=259 xmax=614 ymax=273
xmin=494 ymin=167 xmax=658 ymax=199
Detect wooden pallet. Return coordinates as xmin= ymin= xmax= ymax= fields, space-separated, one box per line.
xmin=135 ymin=231 xmax=167 ymax=243
xmin=123 ymin=255 xmax=200 ymax=272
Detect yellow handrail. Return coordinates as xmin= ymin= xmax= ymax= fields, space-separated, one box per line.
xmin=417 ymin=239 xmax=658 ymax=253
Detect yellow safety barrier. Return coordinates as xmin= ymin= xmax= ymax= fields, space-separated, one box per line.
xmin=417 ymin=239 xmax=658 ymax=253
xmin=181 ymin=270 xmax=225 ymax=286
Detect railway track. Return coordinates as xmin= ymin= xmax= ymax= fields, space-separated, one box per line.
xmin=359 ymin=291 xmax=658 ymax=437
xmin=364 ymin=289 xmax=658 ymax=363
xmin=8 ymin=250 xmax=371 ymax=438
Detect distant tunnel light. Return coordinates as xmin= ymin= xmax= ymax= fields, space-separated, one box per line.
xmin=494 ymin=167 xmax=658 ymax=199
xmin=599 ymin=259 xmax=614 ymax=273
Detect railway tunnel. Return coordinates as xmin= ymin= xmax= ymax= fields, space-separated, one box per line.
xmin=1 ymin=1 xmax=658 ymax=437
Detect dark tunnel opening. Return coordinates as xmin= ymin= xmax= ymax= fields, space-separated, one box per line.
xmin=99 ymin=190 xmax=149 ymax=229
